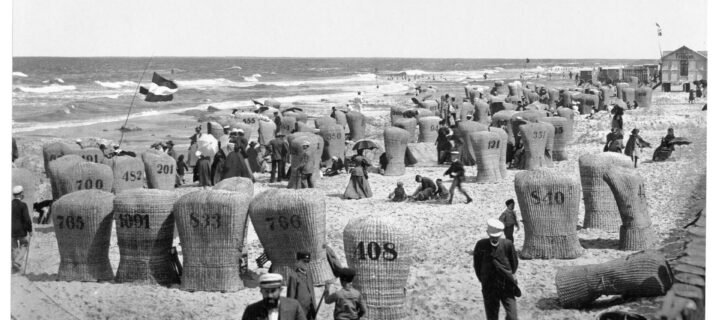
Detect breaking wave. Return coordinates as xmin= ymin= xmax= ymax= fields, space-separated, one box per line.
xmin=15 ymin=84 xmax=77 ymax=93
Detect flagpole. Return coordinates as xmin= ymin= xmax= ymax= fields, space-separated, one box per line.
xmin=119 ymin=56 xmax=154 ymax=147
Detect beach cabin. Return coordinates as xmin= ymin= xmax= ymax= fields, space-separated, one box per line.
xmin=598 ymin=66 xmax=622 ymax=83
xmin=578 ymin=69 xmax=595 ymax=83
xmin=659 ymin=46 xmax=707 ymax=92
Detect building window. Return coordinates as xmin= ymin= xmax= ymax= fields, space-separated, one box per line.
xmin=680 ymin=60 xmax=689 ymax=76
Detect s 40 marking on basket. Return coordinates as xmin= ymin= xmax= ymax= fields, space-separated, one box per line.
xmin=355 ymin=241 xmax=398 ymax=261
xmin=530 ymin=191 xmax=565 ymax=205
xmin=189 ymin=212 xmax=221 ymax=229
xmin=265 ymin=215 xmax=302 ymax=231
xmin=55 ymin=215 xmax=85 ymax=230
xmin=117 ymin=213 xmax=150 ymax=229
xmin=76 ymin=179 xmax=104 ymax=190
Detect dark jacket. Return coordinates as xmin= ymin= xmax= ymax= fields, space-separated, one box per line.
xmin=269 ymin=137 xmax=289 ymax=161
xmin=444 ymin=162 xmax=465 ymax=179
xmin=223 ymin=150 xmax=253 ymax=180
xmin=287 ymin=268 xmax=317 ymax=318
xmin=241 ymin=297 xmax=307 ymax=320
xmin=196 ymin=156 xmax=212 ymax=187
xmin=12 ymin=199 xmax=32 ymax=238
xmin=473 ymin=238 xmax=519 ymax=293
xmin=418 ymin=177 xmax=437 ymax=192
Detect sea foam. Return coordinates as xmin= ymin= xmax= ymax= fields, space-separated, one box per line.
xmin=15 ymin=84 xmax=77 ymax=93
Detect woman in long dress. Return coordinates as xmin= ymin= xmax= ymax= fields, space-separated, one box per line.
xmin=343 ymin=150 xmax=372 ymax=199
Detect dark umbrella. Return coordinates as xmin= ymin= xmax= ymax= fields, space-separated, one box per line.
xmin=251 ymin=99 xmax=264 ymax=107
xmin=254 ymin=106 xmax=269 ymax=114
xmin=668 ymin=137 xmax=692 ymax=146
xmin=282 ymin=107 xmax=304 ymax=113
xmin=352 ymin=140 xmax=379 ymax=151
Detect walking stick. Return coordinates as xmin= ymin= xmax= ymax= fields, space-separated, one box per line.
xmin=315 ymin=290 xmax=328 ymax=316
xmin=22 ymin=235 xmax=31 ymax=275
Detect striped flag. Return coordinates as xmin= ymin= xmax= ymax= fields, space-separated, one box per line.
xmin=139 ymin=72 xmax=178 ymax=102
xmin=656 ymin=23 xmax=662 ymax=36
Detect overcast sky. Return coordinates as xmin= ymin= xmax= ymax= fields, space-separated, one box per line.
xmin=12 ymin=0 xmax=708 ymax=59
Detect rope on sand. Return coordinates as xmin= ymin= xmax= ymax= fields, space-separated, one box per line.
xmin=20 ymin=279 xmax=83 ymax=320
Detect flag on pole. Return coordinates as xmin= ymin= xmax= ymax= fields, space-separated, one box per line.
xmin=656 ymin=23 xmax=662 ymax=36
xmin=526 ymin=58 xmax=530 ymax=64
xmin=139 ymin=72 xmax=178 ymax=102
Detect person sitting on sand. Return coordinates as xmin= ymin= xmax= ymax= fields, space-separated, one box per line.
xmin=388 ymin=181 xmax=408 ymax=202
xmin=604 ymin=128 xmax=624 ymax=153
xmin=435 ymin=179 xmax=450 ymax=200
xmin=411 ymin=175 xmax=437 ymax=201
xmin=323 ymin=156 xmax=345 ymax=177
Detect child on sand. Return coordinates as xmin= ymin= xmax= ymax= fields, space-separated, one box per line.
xmin=499 ymin=199 xmax=520 ymax=242
xmin=175 ymin=154 xmax=189 ymax=187
xmin=324 ymin=268 xmax=367 ymax=320
xmin=435 ymin=179 xmax=450 ymax=200
xmin=388 ymin=181 xmax=407 ymax=202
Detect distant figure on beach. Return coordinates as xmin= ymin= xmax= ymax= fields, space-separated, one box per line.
xmin=473 ymin=218 xmax=520 ymax=320
xmin=624 ymin=128 xmax=651 ymax=168
xmin=353 ymin=92 xmax=365 ymax=112
xmin=268 ymin=133 xmax=288 ymax=183
xmin=498 ymin=199 xmax=519 ymax=242
xmin=175 ymin=154 xmax=188 ymax=187
xmin=604 ymin=128 xmax=624 ymax=153
xmin=75 ymin=139 xmax=84 ymax=149
xmin=12 ymin=185 xmax=32 ymax=274
xmin=444 ymin=159 xmax=472 ymax=204
xmin=211 ymin=142 xmax=226 ymax=185
xmin=195 ymin=151 xmax=212 ymax=188
xmin=484 ymin=73 xmax=488 ymax=80
xmin=343 ymin=150 xmax=372 ymax=199
xmin=388 ymin=181 xmax=407 ymax=202
xmin=689 ymin=89 xmax=695 ymax=104
xmin=241 ymin=273 xmax=306 ymax=320
xmin=436 ymin=126 xmax=453 ymax=165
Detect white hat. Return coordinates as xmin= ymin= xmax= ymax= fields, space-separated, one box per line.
xmin=237 ymin=128 xmax=245 ymax=134
xmin=12 ymin=186 xmax=24 ymax=195
xmin=258 ymin=273 xmax=283 ymax=289
xmin=487 ymin=218 xmax=504 ymax=237
xmin=75 ymin=139 xmax=82 ymax=143
xmin=223 ymin=125 xmax=230 ymax=129
xmin=195 ymin=151 xmax=202 ymax=157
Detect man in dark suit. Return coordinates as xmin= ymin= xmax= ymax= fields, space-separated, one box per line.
xmin=473 ymin=218 xmax=520 ymax=320
xmin=286 ymin=252 xmax=317 ymax=320
xmin=242 ymin=273 xmax=306 ymax=320
xmin=12 ymin=186 xmax=32 ymax=274
xmin=268 ymin=133 xmax=289 ymax=183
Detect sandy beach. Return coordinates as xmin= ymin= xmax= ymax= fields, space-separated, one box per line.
xmin=11 ymin=83 xmax=707 ymax=319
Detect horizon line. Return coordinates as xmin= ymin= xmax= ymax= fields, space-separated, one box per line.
xmin=11 ymin=55 xmax=662 ymax=60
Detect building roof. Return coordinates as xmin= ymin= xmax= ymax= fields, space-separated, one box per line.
xmin=661 ymin=46 xmax=707 ymax=60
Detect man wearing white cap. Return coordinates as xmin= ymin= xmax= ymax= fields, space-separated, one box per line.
xmin=242 ymin=273 xmax=307 ymax=320
xmin=473 ymin=218 xmax=519 ymax=320
xmin=12 ymin=186 xmax=32 ymax=274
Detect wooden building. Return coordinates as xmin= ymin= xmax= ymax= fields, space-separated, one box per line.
xmin=660 ymin=46 xmax=707 ymax=92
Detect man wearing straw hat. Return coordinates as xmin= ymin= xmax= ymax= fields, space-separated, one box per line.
xmin=242 ymin=273 xmax=307 ymax=320
xmin=287 ymin=252 xmax=317 ymax=320
xmin=473 ymin=218 xmax=520 ymax=320
xmin=12 ymin=186 xmax=32 ymax=274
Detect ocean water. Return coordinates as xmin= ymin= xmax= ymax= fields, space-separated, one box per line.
xmin=12 ymin=57 xmax=653 ymax=132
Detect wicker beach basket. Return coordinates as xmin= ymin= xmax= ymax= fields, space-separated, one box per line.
xmin=518 ymin=123 xmax=552 ymax=170
xmin=213 ymin=177 xmax=254 ymax=194
xmin=510 ymin=110 xmax=547 ymax=144
xmin=314 ymin=116 xmax=336 ymax=130
xmin=346 ymin=111 xmax=366 ymax=142
xmin=279 ymin=116 xmax=297 ymax=136
xmin=69 ymin=147 xmax=105 ymax=164
xmin=287 ymin=133 xmax=322 ymax=189
xmin=52 ymin=190 xmax=115 ymax=281
xmin=488 ymin=127 xmax=509 ymax=179
xmin=548 ymin=88 xmax=560 ymax=111
xmin=114 ymin=189 xmax=179 ymax=285
xmin=265 ymin=99 xmax=282 ymax=108
xmin=457 ymin=102 xmax=475 ymax=122
xmin=284 ymin=110 xmax=309 ymax=124
xmin=207 ymin=121 xmax=224 ymax=140
xmin=319 ymin=124 xmax=345 ymax=167
xmin=539 ymin=117 xmax=572 ymax=161
xmin=42 ymin=141 xmax=78 ymax=178
xmin=621 ymin=87 xmax=636 ymax=106
xmin=104 ymin=155 xmax=145 ymax=193
xmin=249 ymin=189 xmax=334 ymax=285
xmin=48 ymin=155 xmax=85 ymax=200
xmin=581 ymin=94 xmax=599 ymax=115
xmin=579 ymin=153 xmax=633 ymax=231
xmin=527 ymin=92 xmax=540 ymax=103
xmin=514 ymin=169 xmax=583 ymax=259
xmin=603 ymin=167 xmax=655 ymax=250
xmin=258 ymin=120 xmax=276 ymax=146
xmin=383 ymin=127 xmax=410 ymax=176
xmin=489 ymin=96 xmax=506 ymax=115
xmin=343 ymin=215 xmax=414 ymax=320
xmin=392 ymin=118 xmax=417 ymax=143
xmin=141 ymin=151 xmax=176 ymax=190
xmin=599 ymin=86 xmax=613 ymax=110
xmin=12 ymin=168 xmax=39 ymax=211
xmin=417 ymin=116 xmax=440 ymax=143
xmin=234 ymin=112 xmax=263 ymax=134
xmin=174 ymin=190 xmax=251 ymax=292
xmin=635 ymin=86 xmax=652 ymax=108
xmin=560 ymin=90 xmax=573 ymax=108
xmin=390 ymin=106 xmax=408 ymax=125
xmin=539 ymin=121 xmax=556 ymax=166
xmin=456 ymin=120 xmax=487 ymax=166
xmin=56 ymin=162 xmax=114 ymax=197
xmin=491 ymin=110 xmax=517 ymax=143
xmin=333 ymin=110 xmax=348 ymax=132
xmin=473 ymin=100 xmax=491 ymax=124
xmin=296 ymin=121 xmax=316 ymax=133
xmin=229 ymin=121 xmax=255 ymax=141
xmin=555 ymin=251 xmax=673 ymax=308
xmin=468 ymin=130 xmax=502 ymax=183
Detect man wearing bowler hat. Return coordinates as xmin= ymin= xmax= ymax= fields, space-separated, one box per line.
xmin=473 ymin=218 xmax=520 ymax=320
xmin=287 ymin=251 xmax=317 ymax=320
xmin=242 ymin=273 xmax=307 ymax=320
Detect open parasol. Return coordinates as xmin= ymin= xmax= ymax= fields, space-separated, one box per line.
xmin=196 ymin=134 xmax=219 ymax=158
xmin=352 ymin=140 xmax=379 ymax=151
